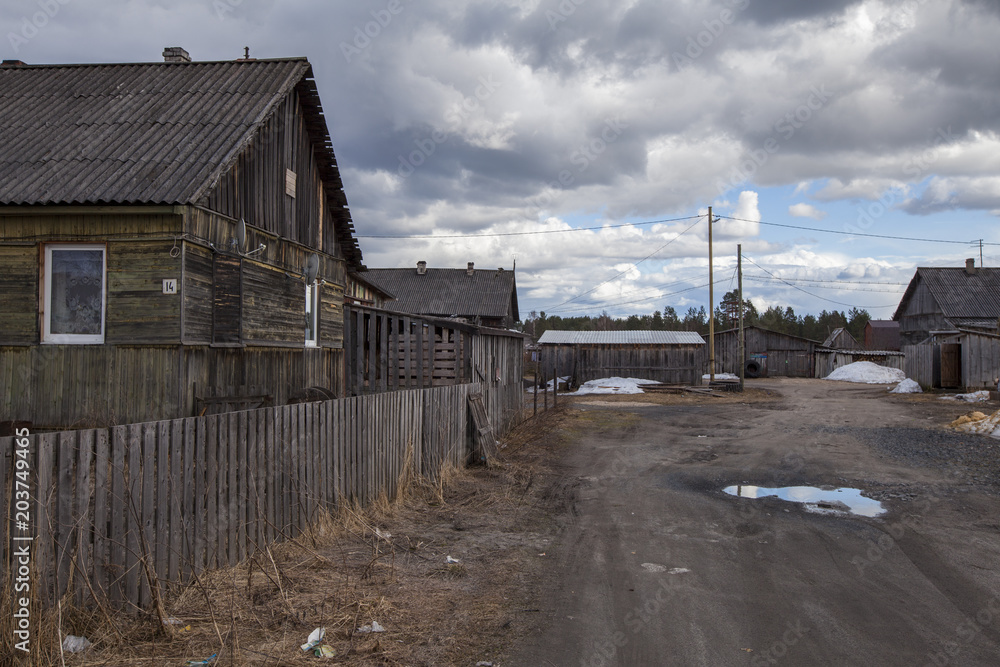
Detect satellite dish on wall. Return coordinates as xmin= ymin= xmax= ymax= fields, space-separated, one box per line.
xmin=304 ymin=253 xmax=320 ymax=283
xmin=234 ymin=218 xmax=247 ymax=252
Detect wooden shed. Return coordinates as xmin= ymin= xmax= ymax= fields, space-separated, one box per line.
xmin=0 ymin=51 xmax=363 ymax=428
xmin=864 ymin=321 xmax=901 ymax=351
xmin=363 ymin=262 xmax=519 ymax=329
xmin=714 ymin=326 xmax=822 ymax=378
xmin=903 ymin=330 xmax=1000 ymax=390
xmin=822 ymin=327 xmax=861 ymax=351
xmin=537 ymin=330 xmax=706 ymax=386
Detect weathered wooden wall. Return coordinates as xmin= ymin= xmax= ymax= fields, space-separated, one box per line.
xmin=204 ymin=89 xmax=338 ymax=256
xmin=960 ymin=332 xmax=1000 ymax=389
xmin=714 ymin=327 xmax=818 ymax=378
xmin=0 ymin=381 xmax=522 ymax=611
xmin=541 ymin=343 xmax=706 ymax=385
xmin=344 ymin=306 xmax=525 ymax=398
xmin=0 ymin=346 xmax=345 ymax=428
xmin=902 ymin=345 xmax=936 ymax=388
xmin=897 ymin=280 xmax=949 ymax=346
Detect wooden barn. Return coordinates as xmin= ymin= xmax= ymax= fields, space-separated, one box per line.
xmin=894 ymin=261 xmax=1000 ymax=389
xmin=714 ymin=326 xmax=822 ymax=378
xmin=537 ymin=330 xmax=706 ymax=386
xmin=363 ymin=262 xmax=519 ymax=329
xmin=0 ymin=49 xmax=364 ymax=428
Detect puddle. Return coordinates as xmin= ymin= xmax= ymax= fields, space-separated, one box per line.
xmin=723 ymin=485 xmax=886 ymax=517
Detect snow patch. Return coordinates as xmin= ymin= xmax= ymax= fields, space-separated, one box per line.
xmin=824 ymin=361 xmax=906 ymax=384
xmin=566 ymin=377 xmax=661 ymax=395
xmin=702 ymin=373 xmax=739 ymax=381
xmin=889 ymin=379 xmax=923 ymax=394
xmin=941 ymin=390 xmax=990 ymax=403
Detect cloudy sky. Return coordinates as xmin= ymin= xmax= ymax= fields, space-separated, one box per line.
xmin=6 ymin=0 xmax=1000 ymax=321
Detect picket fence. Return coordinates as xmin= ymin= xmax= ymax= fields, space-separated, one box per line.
xmin=0 ymin=382 xmax=522 ymax=611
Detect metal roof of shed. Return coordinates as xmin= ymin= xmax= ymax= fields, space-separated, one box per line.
xmin=538 ymin=330 xmax=705 ymax=345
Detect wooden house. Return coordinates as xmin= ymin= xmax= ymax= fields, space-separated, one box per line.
xmin=864 ymin=320 xmax=900 ymax=351
xmin=363 ymin=262 xmax=519 ymax=329
xmin=0 ymin=49 xmax=364 ymax=428
xmin=893 ymin=261 xmax=1000 ymax=345
xmin=713 ymin=326 xmax=822 ymax=378
xmin=894 ymin=261 xmax=1000 ymax=389
xmin=538 ymin=330 xmax=706 ymax=385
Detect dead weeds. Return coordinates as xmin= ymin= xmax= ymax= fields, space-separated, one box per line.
xmin=47 ymin=409 xmax=569 ymax=667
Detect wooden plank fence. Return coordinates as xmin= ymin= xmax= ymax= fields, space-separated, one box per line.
xmin=0 ymin=381 xmax=523 ymax=611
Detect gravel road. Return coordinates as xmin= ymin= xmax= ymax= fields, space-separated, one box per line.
xmin=508 ymin=378 xmax=1000 ymax=666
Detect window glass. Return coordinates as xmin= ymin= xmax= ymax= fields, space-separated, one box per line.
xmin=46 ymin=246 xmax=105 ymax=341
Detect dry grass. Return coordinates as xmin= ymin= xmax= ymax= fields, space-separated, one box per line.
xmin=30 ymin=409 xmax=569 ymax=667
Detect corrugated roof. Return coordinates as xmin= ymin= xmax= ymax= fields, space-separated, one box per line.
xmin=867 ymin=320 xmax=899 ymax=329
xmin=0 ymin=57 xmax=363 ymax=267
xmin=362 ymin=267 xmax=518 ymax=320
xmin=894 ymin=268 xmax=1000 ymax=321
xmin=538 ymin=330 xmax=705 ymax=345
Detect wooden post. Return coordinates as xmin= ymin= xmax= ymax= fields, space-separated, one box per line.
xmin=543 ymin=371 xmax=548 ymax=411
xmin=533 ymin=366 xmax=538 ymax=416
xmin=708 ymin=206 xmax=715 ymax=382
xmin=738 ymin=243 xmax=745 ymax=392
xmin=554 ymin=356 xmax=558 ymax=407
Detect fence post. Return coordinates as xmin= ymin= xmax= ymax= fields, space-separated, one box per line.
xmin=543 ymin=371 xmax=548 ymax=411
xmin=554 ymin=357 xmax=558 ymax=407
xmin=533 ymin=367 xmax=538 ymax=416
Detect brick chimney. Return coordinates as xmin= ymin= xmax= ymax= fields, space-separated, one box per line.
xmin=1 ymin=60 xmax=26 ymax=67
xmin=163 ymin=47 xmax=191 ymax=63
xmin=966 ymin=258 xmax=976 ymax=275
xmin=467 ymin=262 xmax=474 ymax=276
xmin=416 ymin=261 xmax=427 ymax=275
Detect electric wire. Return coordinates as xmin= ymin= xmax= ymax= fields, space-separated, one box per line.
xmin=716 ymin=215 xmax=998 ymax=246
xmin=542 ymin=216 xmax=706 ymax=311
xmin=356 ymin=214 xmax=704 ymax=239
xmin=743 ymin=255 xmax=899 ymax=309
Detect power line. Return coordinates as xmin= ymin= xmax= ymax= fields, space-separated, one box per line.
xmin=743 ymin=275 xmax=909 ymax=286
xmin=543 ymin=216 xmax=706 ymax=311
xmin=743 ymin=256 xmax=899 ymax=309
xmin=745 ymin=277 xmax=905 ymax=294
xmin=717 ymin=215 xmax=995 ymax=246
xmin=548 ymin=277 xmax=731 ymax=314
xmin=356 ymin=214 xmax=704 ymax=239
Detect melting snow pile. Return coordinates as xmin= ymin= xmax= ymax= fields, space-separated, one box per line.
xmin=567 ymin=377 xmax=661 ymax=395
xmin=952 ymin=410 xmax=1000 ymax=439
xmin=702 ymin=373 xmax=739 ymax=381
xmin=940 ymin=390 xmax=990 ymax=403
xmin=889 ymin=379 xmax=923 ymax=394
xmin=824 ymin=361 xmax=906 ymax=384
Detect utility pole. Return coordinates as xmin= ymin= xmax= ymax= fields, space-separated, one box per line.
xmin=738 ymin=244 xmax=744 ymax=392
xmin=708 ymin=206 xmax=715 ymax=383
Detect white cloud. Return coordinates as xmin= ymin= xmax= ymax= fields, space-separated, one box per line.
xmin=788 ymin=203 xmax=827 ymax=220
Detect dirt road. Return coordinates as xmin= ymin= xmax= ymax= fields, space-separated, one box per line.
xmin=510 ymin=378 xmax=1000 ymax=666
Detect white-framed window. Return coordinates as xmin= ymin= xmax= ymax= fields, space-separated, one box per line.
xmin=43 ymin=244 xmax=107 ymax=344
xmin=305 ymin=281 xmax=319 ymax=347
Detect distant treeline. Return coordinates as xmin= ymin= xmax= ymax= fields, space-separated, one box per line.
xmin=523 ymin=290 xmax=871 ymax=343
